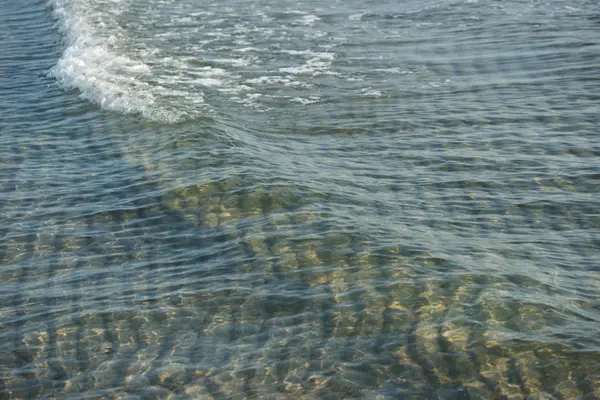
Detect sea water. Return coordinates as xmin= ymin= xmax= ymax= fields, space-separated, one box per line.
xmin=1 ymin=0 xmax=599 ymax=398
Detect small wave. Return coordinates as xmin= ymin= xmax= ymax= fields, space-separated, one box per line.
xmin=294 ymin=14 xmax=320 ymax=26
xmin=46 ymin=0 xmax=191 ymax=123
xmin=279 ymin=52 xmax=336 ymax=76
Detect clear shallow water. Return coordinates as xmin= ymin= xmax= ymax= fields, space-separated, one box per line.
xmin=1 ymin=0 xmax=599 ymax=398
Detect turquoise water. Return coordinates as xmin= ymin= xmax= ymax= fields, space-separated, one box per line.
xmin=1 ymin=0 xmax=599 ymax=398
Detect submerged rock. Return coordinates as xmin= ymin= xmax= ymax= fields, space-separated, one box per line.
xmin=158 ymin=363 xmax=188 ymax=390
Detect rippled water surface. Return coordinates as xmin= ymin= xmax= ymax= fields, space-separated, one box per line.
xmin=1 ymin=0 xmax=600 ymax=398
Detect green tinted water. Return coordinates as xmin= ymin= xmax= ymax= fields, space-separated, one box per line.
xmin=1 ymin=0 xmax=599 ymax=398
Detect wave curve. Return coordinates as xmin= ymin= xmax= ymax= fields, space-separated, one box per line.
xmin=47 ymin=0 xmax=193 ymax=123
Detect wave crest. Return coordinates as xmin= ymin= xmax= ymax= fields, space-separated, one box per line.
xmin=47 ymin=0 xmax=192 ymax=123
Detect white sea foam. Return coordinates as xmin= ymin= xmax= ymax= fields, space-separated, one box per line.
xmin=245 ymin=76 xmax=309 ymax=88
xmin=291 ymin=96 xmax=321 ymax=105
xmin=360 ymin=88 xmax=383 ymax=98
xmin=295 ymin=15 xmax=320 ymax=26
xmin=373 ymin=67 xmax=408 ymax=74
xmin=234 ymin=47 xmax=262 ymax=53
xmin=280 ymin=49 xmax=320 ymax=56
xmin=348 ymin=13 xmax=365 ymax=21
xmin=46 ymin=0 xmax=349 ymax=118
xmin=47 ymin=0 xmax=191 ymax=123
xmin=279 ymin=53 xmax=335 ymax=75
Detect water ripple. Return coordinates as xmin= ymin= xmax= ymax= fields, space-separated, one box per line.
xmin=2 ymin=0 xmax=600 ymax=398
